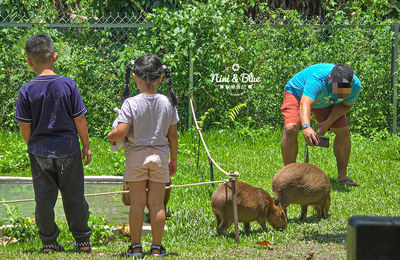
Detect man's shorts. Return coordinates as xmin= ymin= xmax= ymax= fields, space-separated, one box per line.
xmin=123 ymin=146 xmax=169 ymax=183
xmin=281 ymin=91 xmax=349 ymax=128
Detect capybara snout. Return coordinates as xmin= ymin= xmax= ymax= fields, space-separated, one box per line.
xmin=272 ymin=163 xmax=331 ymax=221
xmin=211 ymin=181 xmax=287 ymax=235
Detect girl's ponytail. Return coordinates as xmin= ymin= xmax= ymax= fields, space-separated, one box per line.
xmin=122 ymin=60 xmax=134 ymax=102
xmin=162 ymin=65 xmax=178 ymax=107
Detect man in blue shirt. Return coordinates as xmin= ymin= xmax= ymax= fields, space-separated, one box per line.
xmin=281 ymin=63 xmax=361 ymax=186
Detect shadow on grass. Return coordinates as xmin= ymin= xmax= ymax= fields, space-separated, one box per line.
xmin=288 ymin=214 xmax=328 ymax=224
xmin=224 ymin=225 xmax=284 ymax=239
xmin=329 ymin=178 xmax=358 ymax=192
xmin=301 ymin=227 xmax=346 ymax=244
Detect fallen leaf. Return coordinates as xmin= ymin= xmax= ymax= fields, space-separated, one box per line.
xmin=256 ymin=240 xmax=273 ymax=250
xmin=1 ymin=236 xmax=18 ymax=246
xmin=123 ymin=225 xmax=130 ymax=236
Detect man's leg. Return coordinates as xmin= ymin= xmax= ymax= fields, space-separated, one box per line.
xmin=280 ymin=91 xmax=301 ymax=165
xmin=311 ymin=107 xmax=358 ymax=186
xmin=281 ymin=123 xmax=300 ymax=165
xmin=331 ymin=126 xmax=357 ymax=185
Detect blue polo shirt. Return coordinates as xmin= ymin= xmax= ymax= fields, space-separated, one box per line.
xmin=15 ymin=75 xmax=86 ymax=158
xmin=285 ymin=63 xmax=361 ymax=108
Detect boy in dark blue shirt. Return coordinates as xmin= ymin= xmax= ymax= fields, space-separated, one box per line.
xmin=15 ymin=34 xmax=92 ymax=253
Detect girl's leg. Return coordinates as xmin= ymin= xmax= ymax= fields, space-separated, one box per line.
xmin=128 ymin=180 xmax=147 ymax=252
xmin=147 ymin=181 xmax=166 ymax=253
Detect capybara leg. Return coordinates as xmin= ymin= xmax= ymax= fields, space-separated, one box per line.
xmin=322 ymin=194 xmax=331 ymax=218
xmin=217 ymin=219 xmax=232 ymax=236
xmin=313 ymin=205 xmax=322 ymax=218
xmin=300 ymin=205 xmax=308 ymax=221
xmin=215 ymin=213 xmax=222 ymax=230
xmin=243 ymin=222 xmax=250 ymax=233
xmin=258 ymin=219 xmax=269 ymax=232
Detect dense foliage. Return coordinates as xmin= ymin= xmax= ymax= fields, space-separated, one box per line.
xmin=0 ymin=0 xmax=398 ymax=137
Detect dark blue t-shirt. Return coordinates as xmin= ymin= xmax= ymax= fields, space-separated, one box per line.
xmin=15 ymin=75 xmax=87 ymax=158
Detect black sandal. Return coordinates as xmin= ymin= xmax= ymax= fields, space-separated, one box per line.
xmin=75 ymin=241 xmax=92 ymax=253
xmin=150 ymin=245 xmax=167 ymax=257
xmin=42 ymin=242 xmax=65 ymax=253
xmin=126 ymin=243 xmax=144 ymax=258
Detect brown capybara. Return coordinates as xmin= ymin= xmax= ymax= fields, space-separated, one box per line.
xmin=272 ymin=163 xmax=331 ymax=221
xmin=122 ymin=182 xmax=171 ymax=210
xmin=211 ymin=181 xmax=287 ymax=235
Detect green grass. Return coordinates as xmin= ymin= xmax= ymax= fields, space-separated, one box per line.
xmin=0 ymin=127 xmax=399 ymax=259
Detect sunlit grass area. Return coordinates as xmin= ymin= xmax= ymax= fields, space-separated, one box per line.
xmin=1 ymin=128 xmax=399 ymax=259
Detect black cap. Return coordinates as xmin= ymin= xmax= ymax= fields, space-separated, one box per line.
xmin=331 ymin=64 xmax=353 ymax=84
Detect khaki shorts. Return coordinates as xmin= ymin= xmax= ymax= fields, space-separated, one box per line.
xmin=123 ymin=146 xmax=169 ymax=183
xmin=281 ymin=91 xmax=349 ymax=128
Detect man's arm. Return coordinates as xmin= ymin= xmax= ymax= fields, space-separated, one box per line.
xmin=167 ymin=124 xmax=178 ymax=177
xmin=316 ymin=101 xmax=353 ymax=135
xmin=300 ymin=95 xmax=319 ymax=146
xmin=19 ymin=123 xmax=31 ymax=144
xmin=73 ymin=114 xmax=91 ymax=166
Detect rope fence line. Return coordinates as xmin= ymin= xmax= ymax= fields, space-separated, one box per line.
xmin=189 ymin=95 xmax=241 ymax=243
xmin=189 ymin=96 xmax=239 ymax=178
xmin=0 ymin=180 xmax=229 ymax=205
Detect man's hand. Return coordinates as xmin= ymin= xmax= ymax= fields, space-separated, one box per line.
xmin=303 ymin=127 xmax=319 ymax=146
xmin=82 ymin=146 xmax=91 ymax=166
xmin=315 ymin=120 xmax=330 ymax=136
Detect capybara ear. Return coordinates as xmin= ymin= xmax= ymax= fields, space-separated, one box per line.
xmin=274 ymin=198 xmax=280 ymax=206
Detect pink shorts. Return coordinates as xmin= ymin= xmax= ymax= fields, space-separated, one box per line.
xmin=123 ymin=146 xmax=169 ymax=183
xmin=281 ymin=91 xmax=348 ymax=128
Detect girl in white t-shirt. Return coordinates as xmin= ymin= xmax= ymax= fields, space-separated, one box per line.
xmin=107 ymin=54 xmax=178 ymax=257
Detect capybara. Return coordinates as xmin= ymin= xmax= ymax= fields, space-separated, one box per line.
xmin=272 ymin=163 xmax=331 ymax=221
xmin=122 ymin=182 xmax=171 ymax=210
xmin=211 ymin=181 xmax=287 ymax=235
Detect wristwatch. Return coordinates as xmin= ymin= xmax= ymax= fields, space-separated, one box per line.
xmin=302 ymin=124 xmax=310 ymax=130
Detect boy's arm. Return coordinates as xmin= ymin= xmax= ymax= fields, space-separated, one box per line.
xmin=167 ymin=124 xmax=178 ymax=177
xmin=19 ymin=123 xmax=31 ymax=144
xmin=73 ymin=114 xmax=91 ymax=166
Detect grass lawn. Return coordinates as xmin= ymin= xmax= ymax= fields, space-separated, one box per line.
xmin=0 ymin=127 xmax=399 ymax=259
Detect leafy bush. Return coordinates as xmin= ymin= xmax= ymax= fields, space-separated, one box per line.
xmin=3 ymin=205 xmax=117 ymax=246
xmin=0 ymin=1 xmax=398 ymax=136
xmin=137 ymin=2 xmax=396 ymax=135
xmin=3 ymin=205 xmax=37 ymax=243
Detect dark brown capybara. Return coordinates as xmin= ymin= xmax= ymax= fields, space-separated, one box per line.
xmin=122 ymin=182 xmax=171 ymax=210
xmin=272 ymin=163 xmax=331 ymax=221
xmin=211 ymin=181 xmax=287 ymax=235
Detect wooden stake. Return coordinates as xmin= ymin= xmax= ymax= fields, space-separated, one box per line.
xmin=229 ymin=173 xmax=240 ymax=244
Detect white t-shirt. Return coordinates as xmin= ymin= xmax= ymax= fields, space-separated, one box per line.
xmin=116 ymin=93 xmax=179 ymax=155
